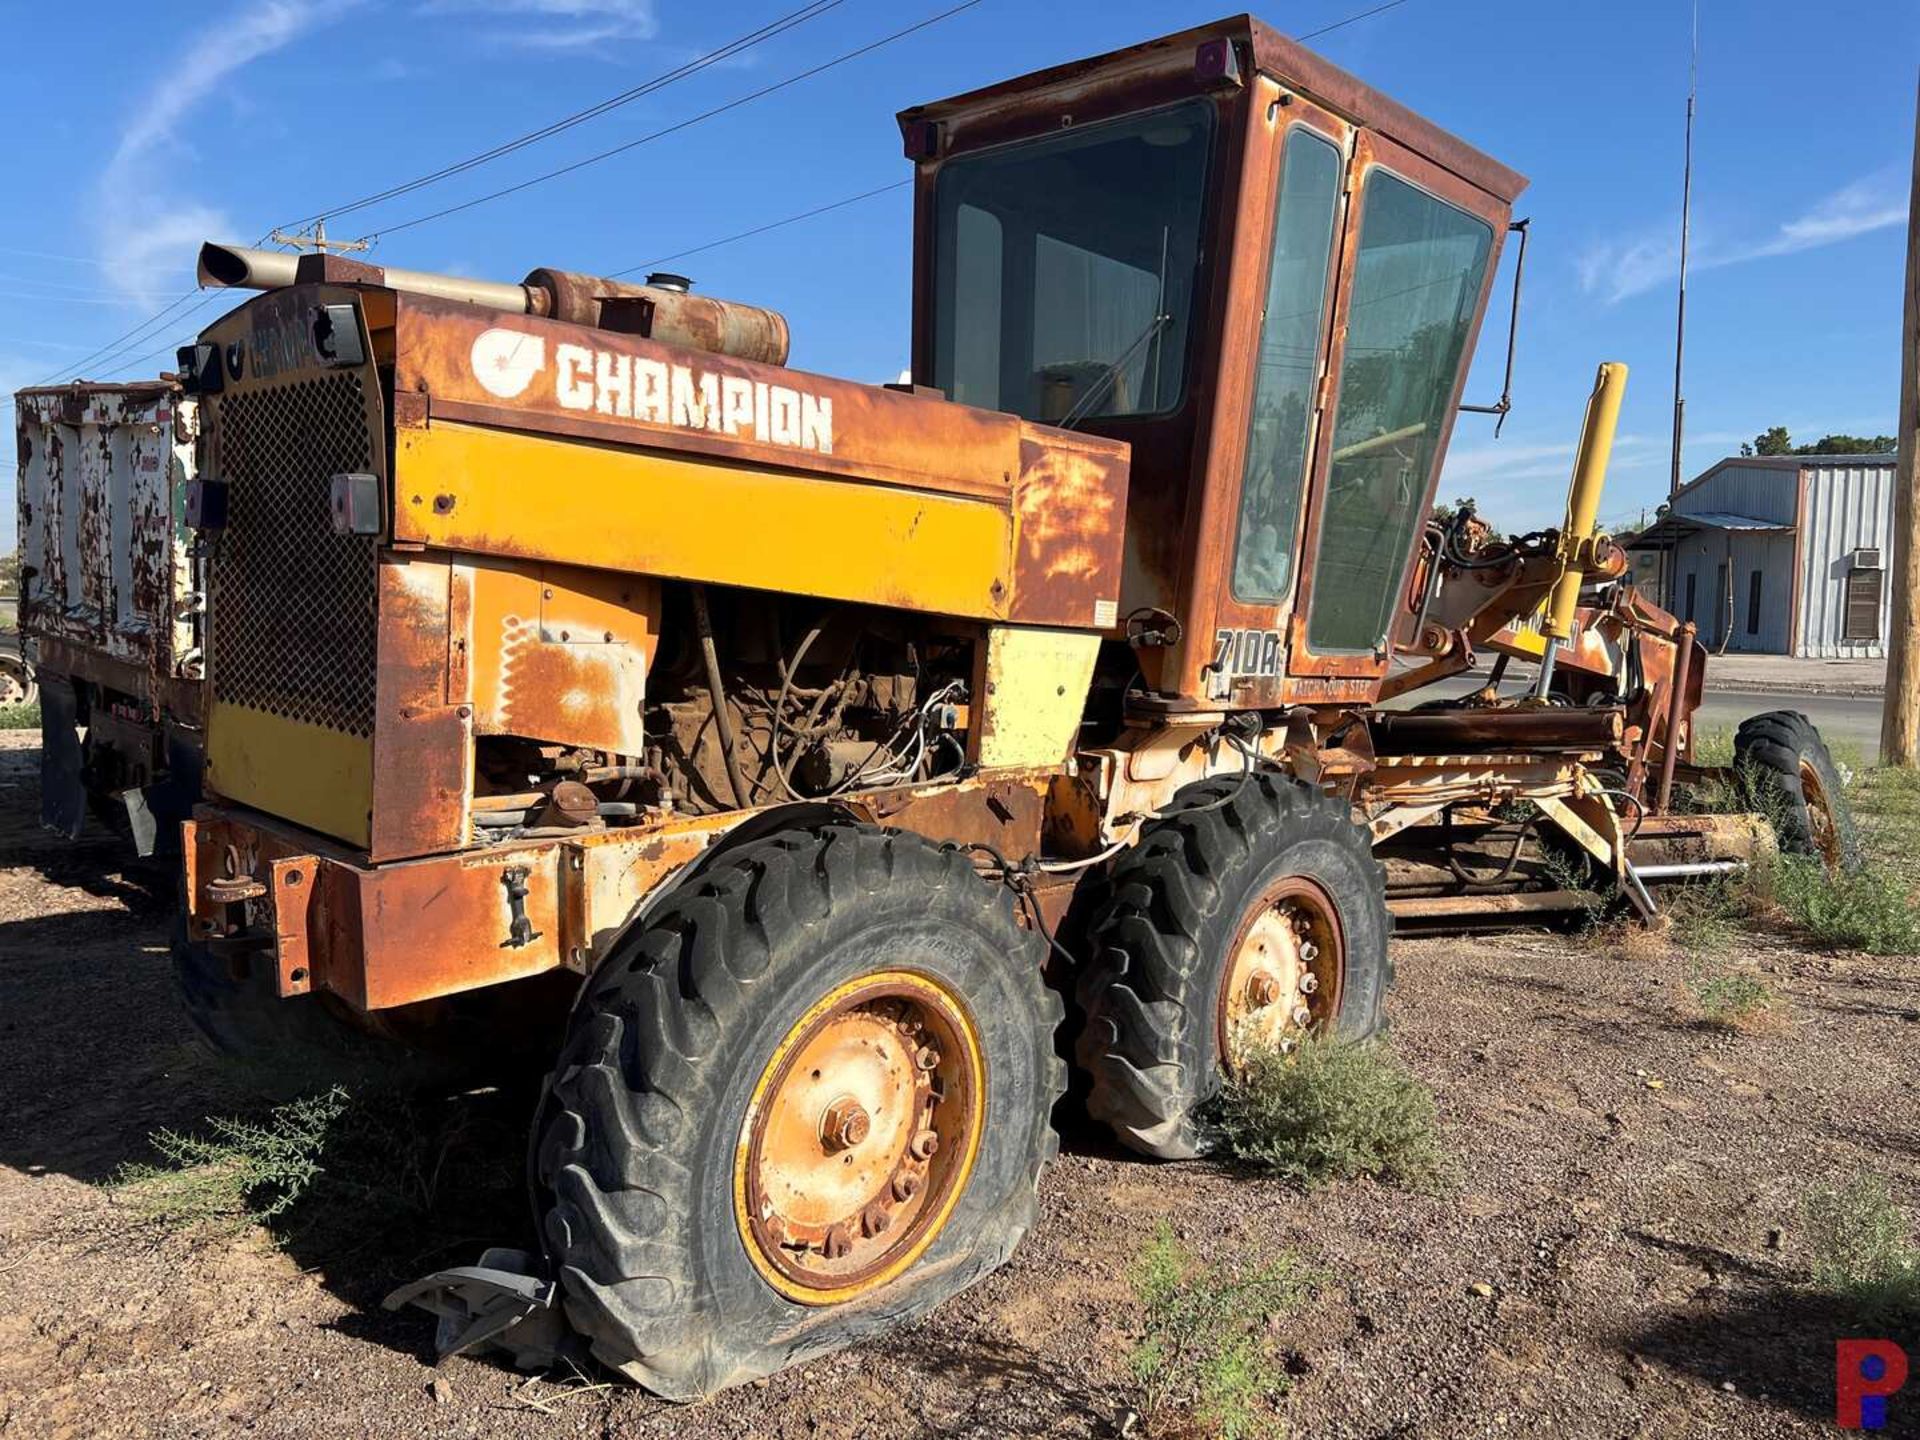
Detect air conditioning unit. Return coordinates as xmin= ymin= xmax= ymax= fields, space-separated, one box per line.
xmin=1852 ymin=547 xmax=1883 ymax=570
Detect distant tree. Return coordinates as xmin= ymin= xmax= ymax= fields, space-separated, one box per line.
xmin=1797 ymin=433 xmax=1896 ymax=455
xmin=0 ymin=550 xmax=18 ymax=598
xmin=1741 ymin=426 xmax=1795 ymax=457
xmin=1739 ymin=426 xmax=1895 ymax=457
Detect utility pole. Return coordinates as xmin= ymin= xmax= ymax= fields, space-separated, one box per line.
xmin=1669 ymin=2 xmax=1698 ymax=500
xmin=1885 ymin=75 xmax=1920 ymax=768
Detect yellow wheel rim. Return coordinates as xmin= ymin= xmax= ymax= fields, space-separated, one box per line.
xmin=734 ymin=970 xmax=984 ymax=1305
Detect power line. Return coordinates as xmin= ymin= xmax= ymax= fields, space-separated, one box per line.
xmin=281 ymin=0 xmax=847 ymax=232
xmin=83 ymin=294 xmax=227 ymax=381
xmin=32 ymin=0 xmax=1407 ymax=386
xmin=357 ymin=0 xmax=989 ymax=244
xmin=611 ymin=180 xmax=910 ymax=276
xmin=606 ymin=0 xmax=1421 ymax=278
xmin=32 ymin=287 xmax=205 ymax=386
xmin=1298 ymin=0 xmax=1417 ymax=40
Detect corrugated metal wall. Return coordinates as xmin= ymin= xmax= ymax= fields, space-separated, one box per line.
xmin=1796 ymin=461 xmax=1894 ymax=658
xmin=1668 ymin=530 xmax=1795 ymax=653
xmin=1674 ymin=462 xmax=1799 ymax=524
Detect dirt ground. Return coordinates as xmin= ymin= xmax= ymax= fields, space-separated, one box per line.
xmin=2 ymin=725 xmax=1916 ymax=1439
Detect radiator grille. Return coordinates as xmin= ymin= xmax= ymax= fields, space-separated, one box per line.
xmin=209 ymin=373 xmax=378 ymax=738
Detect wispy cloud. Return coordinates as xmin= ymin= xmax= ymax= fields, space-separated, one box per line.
xmin=1441 ymin=433 xmax=1662 ymax=531
xmin=94 ymin=1 xmax=340 ymax=304
xmin=417 ymin=0 xmax=658 ymax=50
xmin=1579 ymin=173 xmax=1908 ymax=304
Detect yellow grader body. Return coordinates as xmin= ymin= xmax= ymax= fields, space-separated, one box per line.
xmin=161 ymin=13 xmax=1851 ymax=1397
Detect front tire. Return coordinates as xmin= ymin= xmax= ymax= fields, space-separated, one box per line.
xmin=1075 ymin=772 xmax=1390 ymax=1160
xmin=1735 ymin=710 xmax=1857 ymax=871
xmin=530 ymin=823 xmax=1063 ymax=1398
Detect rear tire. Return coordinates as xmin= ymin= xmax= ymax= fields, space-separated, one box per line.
xmin=1075 ymin=771 xmax=1390 ymax=1160
xmin=530 ymin=823 xmax=1063 ymax=1399
xmin=1734 ymin=710 xmax=1857 ymax=871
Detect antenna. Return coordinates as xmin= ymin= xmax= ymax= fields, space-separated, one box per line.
xmin=1668 ymin=0 xmax=1698 ymax=499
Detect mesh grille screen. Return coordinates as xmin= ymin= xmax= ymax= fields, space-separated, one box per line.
xmin=209 ymin=374 xmax=378 ymax=738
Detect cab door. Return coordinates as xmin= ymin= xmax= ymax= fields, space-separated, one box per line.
xmin=1284 ymin=130 xmax=1508 ymax=685
xmin=1195 ymin=89 xmax=1352 ymax=708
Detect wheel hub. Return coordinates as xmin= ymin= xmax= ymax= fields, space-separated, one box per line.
xmin=737 ymin=972 xmax=982 ymax=1304
xmin=1218 ymin=877 xmax=1344 ymax=1072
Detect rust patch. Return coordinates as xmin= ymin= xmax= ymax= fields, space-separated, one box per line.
xmin=1009 ymin=429 xmax=1128 ymax=630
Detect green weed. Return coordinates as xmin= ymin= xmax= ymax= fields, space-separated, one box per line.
xmin=1803 ymin=1174 xmax=1920 ymax=1322
xmin=0 ymin=702 xmax=38 ymax=731
xmin=1768 ymin=854 xmax=1920 ymax=957
xmin=1213 ymin=1035 xmax=1442 ymax=1190
xmin=1129 ymin=1224 xmax=1305 ymax=1440
xmin=113 ymin=1088 xmax=349 ymax=1229
xmin=1686 ymin=965 xmax=1773 ymax=1023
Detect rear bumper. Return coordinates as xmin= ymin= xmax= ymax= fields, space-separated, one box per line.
xmin=183 ymin=805 xmax=731 ymax=1011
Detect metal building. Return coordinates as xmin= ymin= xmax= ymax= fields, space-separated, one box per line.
xmin=1626 ymin=453 xmax=1897 ymax=657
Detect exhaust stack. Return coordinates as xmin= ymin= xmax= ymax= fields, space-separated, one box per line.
xmin=196 ymin=243 xmax=790 ymax=366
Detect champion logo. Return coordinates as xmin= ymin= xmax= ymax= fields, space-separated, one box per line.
xmin=466 ymin=326 xmax=832 ymax=454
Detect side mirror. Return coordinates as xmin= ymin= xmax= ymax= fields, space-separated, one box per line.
xmin=1458 ymin=218 xmax=1529 ymax=437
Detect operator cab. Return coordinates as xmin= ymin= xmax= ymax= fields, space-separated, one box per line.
xmin=900 ymin=14 xmax=1525 ymax=710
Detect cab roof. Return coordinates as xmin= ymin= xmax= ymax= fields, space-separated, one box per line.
xmin=899 ymin=12 xmax=1527 ymax=205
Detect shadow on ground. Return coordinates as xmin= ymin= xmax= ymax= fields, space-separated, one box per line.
xmin=1622 ymin=1256 xmax=1916 ymax=1430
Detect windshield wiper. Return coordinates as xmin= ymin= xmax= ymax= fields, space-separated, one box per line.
xmin=1058 ymin=312 xmax=1172 ymax=429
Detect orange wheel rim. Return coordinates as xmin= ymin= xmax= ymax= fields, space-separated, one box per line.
xmin=1799 ymin=759 xmax=1842 ymax=871
xmin=1217 ymin=876 xmax=1344 ymax=1072
xmin=735 ymin=971 xmax=983 ymax=1305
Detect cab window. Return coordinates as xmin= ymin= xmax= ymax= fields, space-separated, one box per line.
xmin=1231 ymin=128 xmax=1343 ymax=603
xmin=1306 ymin=172 xmax=1492 ymax=652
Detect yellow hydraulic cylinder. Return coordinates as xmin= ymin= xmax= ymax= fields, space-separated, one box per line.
xmin=1546 ymin=361 xmax=1629 ymax=641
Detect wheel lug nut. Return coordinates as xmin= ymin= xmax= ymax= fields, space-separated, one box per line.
xmin=1299 ymin=941 xmax=1319 ymax=961
xmin=862 ymin=1204 xmax=893 ymax=1238
xmin=1299 ymin=973 xmax=1319 ymax=994
xmin=892 ymin=1172 xmax=922 ymax=1203
xmin=820 ymin=1097 xmax=871 ymax=1153
xmin=914 ymin=1045 xmax=940 ymax=1071
xmin=1246 ymin=971 xmax=1281 ymax=1008
xmin=909 ymin=1130 xmax=940 ymax=1161
xmin=1291 ymin=1005 xmax=1313 ymax=1028
xmin=823 ymin=1223 xmax=853 ymax=1259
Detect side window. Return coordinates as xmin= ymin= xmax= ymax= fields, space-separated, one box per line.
xmin=1306 ymin=171 xmax=1493 ymax=653
xmin=1231 ymin=128 xmax=1343 ymax=602
xmin=944 ymin=204 xmax=1004 ymax=409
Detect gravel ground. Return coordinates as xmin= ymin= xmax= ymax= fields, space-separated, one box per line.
xmin=1 ymin=727 xmax=1915 ymax=1439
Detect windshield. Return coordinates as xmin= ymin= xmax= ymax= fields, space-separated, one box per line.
xmin=931 ymin=101 xmax=1215 ymax=424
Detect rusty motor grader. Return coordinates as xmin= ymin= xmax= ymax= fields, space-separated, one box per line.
xmin=166 ymin=14 xmax=1850 ymax=1396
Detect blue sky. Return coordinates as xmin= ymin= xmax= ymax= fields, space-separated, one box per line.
xmin=2 ymin=0 xmax=1915 ymax=545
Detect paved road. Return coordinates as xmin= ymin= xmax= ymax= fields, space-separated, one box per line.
xmin=1694 ymin=687 xmax=1884 ymax=756
xmin=1391 ymin=677 xmax=1885 ymax=756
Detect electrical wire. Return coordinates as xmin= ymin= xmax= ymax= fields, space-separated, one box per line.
xmin=354 ymin=0 xmax=989 ymax=244
xmin=1298 ymin=0 xmax=1417 ymax=40
xmin=281 ymin=0 xmax=848 ymax=232
xmin=30 ymin=0 xmax=1414 ymax=385
xmin=611 ymin=180 xmax=911 ymax=277
xmin=31 ymin=287 xmax=207 ymax=386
